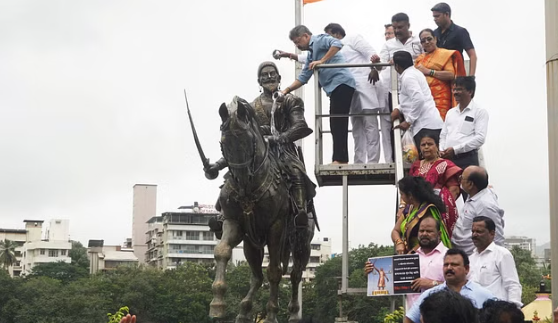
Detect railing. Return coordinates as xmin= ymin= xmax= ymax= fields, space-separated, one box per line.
xmin=313 ymin=62 xmax=404 ymax=183
xmin=312 ymin=62 xmax=406 ymax=297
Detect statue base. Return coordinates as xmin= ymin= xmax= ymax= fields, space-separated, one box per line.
xmin=372 ymin=290 xmax=390 ymax=296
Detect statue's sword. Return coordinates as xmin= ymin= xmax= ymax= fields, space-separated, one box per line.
xmin=184 ymin=90 xmax=218 ymax=179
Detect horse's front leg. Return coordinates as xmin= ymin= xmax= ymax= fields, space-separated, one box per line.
xmin=264 ymin=220 xmax=285 ymax=323
xmin=210 ymin=219 xmax=243 ymax=319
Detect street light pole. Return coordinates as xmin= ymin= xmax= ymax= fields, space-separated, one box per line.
xmin=545 ymin=0 xmax=558 ymax=311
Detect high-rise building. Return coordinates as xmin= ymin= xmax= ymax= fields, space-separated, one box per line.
xmin=132 ymin=184 xmax=157 ymax=263
xmin=0 ymin=228 xmax=27 ymax=277
xmin=144 ymin=202 xmax=244 ymax=269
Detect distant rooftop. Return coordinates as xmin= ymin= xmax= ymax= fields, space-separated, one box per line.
xmin=147 ymin=216 xmax=163 ymax=224
xmin=0 ymin=228 xmax=27 ymax=234
xmin=23 ymin=220 xmax=44 ymax=223
xmin=133 ymin=184 xmax=157 ymax=187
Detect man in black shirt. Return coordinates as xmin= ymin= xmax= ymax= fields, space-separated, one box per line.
xmin=431 ymin=2 xmax=477 ymax=76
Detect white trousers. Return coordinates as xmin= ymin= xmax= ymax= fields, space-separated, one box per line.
xmin=350 ymin=80 xmax=381 ymax=164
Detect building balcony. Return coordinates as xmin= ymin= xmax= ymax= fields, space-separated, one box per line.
xmin=166 ymin=239 xmax=216 ymax=245
xmin=166 ymin=252 xmax=214 ymax=259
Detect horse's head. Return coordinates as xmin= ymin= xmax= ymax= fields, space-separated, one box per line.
xmin=219 ymin=96 xmax=266 ymax=172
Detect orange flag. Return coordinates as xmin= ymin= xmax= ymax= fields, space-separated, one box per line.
xmin=303 ymin=0 xmax=323 ymax=4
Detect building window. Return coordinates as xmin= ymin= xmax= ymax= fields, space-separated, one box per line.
xmin=202 ymin=232 xmax=214 ymax=241
xmin=61 ymin=250 xmax=67 ymax=256
xmin=48 ymin=250 xmax=58 ymax=257
xmin=185 ymin=231 xmax=200 ymax=240
xmin=40 ymin=249 xmax=45 ymax=255
xmin=311 ymin=244 xmax=320 ymax=250
xmin=309 ymin=256 xmax=320 ymax=263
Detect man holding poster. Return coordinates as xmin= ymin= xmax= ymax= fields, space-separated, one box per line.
xmin=365 ymin=216 xmax=447 ymax=309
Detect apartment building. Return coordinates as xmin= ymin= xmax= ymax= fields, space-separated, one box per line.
xmin=0 ymin=228 xmax=27 ymax=277
xmin=21 ymin=219 xmax=72 ymax=275
xmin=145 ymin=202 xmax=244 ymax=269
xmin=504 ymin=236 xmax=536 ymax=256
xmin=88 ymin=240 xmax=138 ymax=274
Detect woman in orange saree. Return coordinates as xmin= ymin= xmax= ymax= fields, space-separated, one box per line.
xmin=415 ymin=28 xmax=466 ymax=120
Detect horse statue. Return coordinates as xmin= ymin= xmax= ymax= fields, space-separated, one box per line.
xmin=209 ymin=96 xmax=315 ymax=323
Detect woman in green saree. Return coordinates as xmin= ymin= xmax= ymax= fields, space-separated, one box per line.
xmin=392 ymin=176 xmax=452 ymax=254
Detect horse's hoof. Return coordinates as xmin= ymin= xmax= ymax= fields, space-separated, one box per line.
xmin=209 ymin=300 xmax=226 ymax=319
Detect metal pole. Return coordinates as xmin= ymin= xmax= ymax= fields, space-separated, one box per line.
xmin=341 ymin=175 xmax=349 ymax=293
xmin=294 ymin=1 xmax=305 ymax=317
xmin=294 ymin=0 xmax=304 ymax=150
xmin=390 ymin=67 xmax=404 ymax=180
xmin=545 ymin=0 xmax=558 ymax=311
xmin=314 ymin=69 xmax=323 ymax=167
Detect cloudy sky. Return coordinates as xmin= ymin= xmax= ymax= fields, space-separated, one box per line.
xmin=0 ymin=0 xmax=549 ymax=253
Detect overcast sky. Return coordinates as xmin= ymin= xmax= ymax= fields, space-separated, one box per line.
xmin=0 ymin=0 xmax=549 ymax=253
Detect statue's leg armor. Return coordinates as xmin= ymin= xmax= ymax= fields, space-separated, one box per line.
xmin=209 ymin=195 xmax=225 ymax=239
xmin=291 ymin=168 xmax=308 ymax=228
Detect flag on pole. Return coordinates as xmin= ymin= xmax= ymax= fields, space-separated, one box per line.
xmin=303 ymin=0 xmax=323 ymax=4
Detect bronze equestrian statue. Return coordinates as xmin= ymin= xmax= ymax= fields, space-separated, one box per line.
xmin=206 ymin=61 xmax=317 ymax=235
xmin=193 ymin=62 xmax=318 ymax=323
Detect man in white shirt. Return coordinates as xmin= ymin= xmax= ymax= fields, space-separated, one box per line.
xmin=324 ymin=23 xmax=383 ymax=164
xmin=371 ymin=13 xmax=422 ymax=161
xmin=391 ymin=51 xmax=444 ymax=149
xmin=470 ymin=216 xmax=522 ymax=307
xmin=453 ymin=166 xmax=505 ymax=255
xmin=375 ymin=23 xmax=396 ymax=163
xmin=440 ymin=76 xmax=488 ymax=172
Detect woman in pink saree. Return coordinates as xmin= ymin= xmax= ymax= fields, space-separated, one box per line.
xmin=409 ymin=134 xmax=462 ymax=236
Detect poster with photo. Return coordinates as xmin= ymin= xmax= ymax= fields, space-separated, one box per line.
xmin=367 ymin=254 xmax=421 ymax=296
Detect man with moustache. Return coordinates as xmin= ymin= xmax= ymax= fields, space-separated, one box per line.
xmin=470 ymin=216 xmax=522 ymax=307
xmin=365 ymin=216 xmax=447 ymax=310
xmin=404 ymin=248 xmax=495 ymax=323
xmin=206 ymin=61 xmax=316 ymax=236
xmin=439 ymin=76 xmax=488 ymax=172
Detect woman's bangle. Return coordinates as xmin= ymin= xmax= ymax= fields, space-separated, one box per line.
xmin=285 ymin=86 xmax=291 ymax=93
xmin=395 ymin=238 xmax=404 ymax=245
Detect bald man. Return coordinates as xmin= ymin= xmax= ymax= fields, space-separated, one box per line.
xmin=452 ymin=166 xmax=505 ymax=255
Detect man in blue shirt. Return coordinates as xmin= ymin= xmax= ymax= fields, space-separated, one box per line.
xmin=282 ymin=25 xmax=356 ymax=164
xmin=404 ymin=248 xmax=495 ymax=323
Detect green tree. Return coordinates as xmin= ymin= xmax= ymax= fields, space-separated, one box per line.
xmin=511 ymin=246 xmax=544 ymax=305
xmin=69 ymin=241 xmax=90 ymax=270
xmin=0 ymin=239 xmax=17 ymax=269
xmin=29 ymin=261 xmax=89 ymax=284
xmin=310 ymin=243 xmax=400 ymax=323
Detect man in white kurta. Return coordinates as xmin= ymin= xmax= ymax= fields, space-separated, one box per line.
xmin=325 ymin=23 xmax=382 ymax=163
